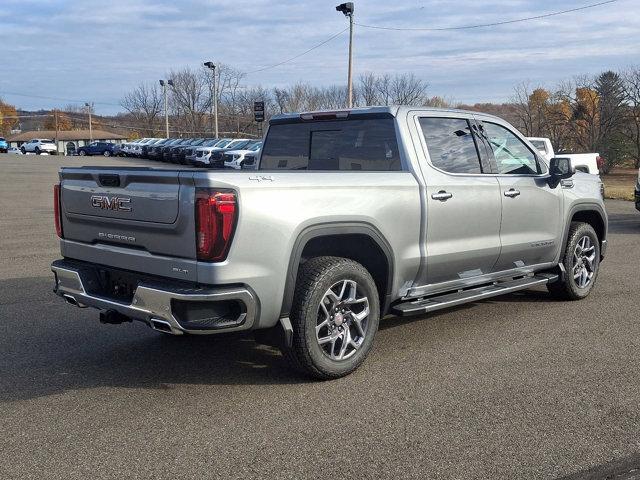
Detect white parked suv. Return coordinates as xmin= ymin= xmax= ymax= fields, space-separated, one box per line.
xmin=21 ymin=139 xmax=58 ymax=155
xmin=223 ymin=141 xmax=262 ymax=169
xmin=193 ymin=139 xmax=251 ymax=167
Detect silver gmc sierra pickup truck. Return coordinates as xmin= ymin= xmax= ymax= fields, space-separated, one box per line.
xmin=51 ymin=106 xmax=607 ymax=379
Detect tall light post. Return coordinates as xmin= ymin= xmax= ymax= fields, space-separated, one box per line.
xmin=159 ymin=79 xmax=174 ymax=138
xmin=336 ymin=2 xmax=355 ymax=108
xmin=203 ymin=62 xmax=219 ymax=138
xmin=84 ymin=102 xmax=93 ymax=142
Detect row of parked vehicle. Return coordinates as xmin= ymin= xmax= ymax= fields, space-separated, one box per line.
xmin=2 ymin=140 xmax=119 ymax=156
xmin=118 ymin=137 xmax=262 ymax=169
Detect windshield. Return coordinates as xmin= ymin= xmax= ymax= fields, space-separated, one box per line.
xmin=228 ymin=140 xmax=251 ymax=150
xmin=260 ymin=117 xmax=401 ymax=171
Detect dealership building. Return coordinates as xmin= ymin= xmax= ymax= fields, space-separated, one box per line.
xmin=7 ymin=130 xmax=127 ymax=155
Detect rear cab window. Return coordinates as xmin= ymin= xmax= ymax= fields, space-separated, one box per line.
xmin=418 ymin=117 xmax=485 ymax=174
xmin=259 ymin=114 xmax=402 ymax=171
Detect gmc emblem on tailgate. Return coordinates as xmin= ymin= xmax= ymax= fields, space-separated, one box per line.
xmin=90 ymin=195 xmax=132 ymax=212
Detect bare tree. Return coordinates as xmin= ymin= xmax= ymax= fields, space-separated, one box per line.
xmin=166 ymin=67 xmax=208 ymax=134
xmin=318 ymin=85 xmax=347 ymax=109
xmin=273 ymin=88 xmax=290 ymax=114
xmin=121 ymin=82 xmax=163 ymax=135
xmin=389 ymin=73 xmax=429 ymax=105
xmin=511 ymin=82 xmax=536 ymax=136
xmin=375 ymin=74 xmax=393 ymax=105
xmin=357 ymin=72 xmax=378 ymax=106
xmin=218 ymin=65 xmax=247 ymax=135
xmin=357 ymin=73 xmax=429 ymax=106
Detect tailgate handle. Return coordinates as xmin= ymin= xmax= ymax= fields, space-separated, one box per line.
xmin=98 ymin=174 xmax=120 ymax=187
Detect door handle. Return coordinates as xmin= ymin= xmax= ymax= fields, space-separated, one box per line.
xmin=431 ymin=190 xmax=453 ymax=201
xmin=504 ymin=188 xmax=520 ymax=198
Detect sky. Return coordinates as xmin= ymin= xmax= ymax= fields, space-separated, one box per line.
xmin=0 ymin=0 xmax=639 ymax=115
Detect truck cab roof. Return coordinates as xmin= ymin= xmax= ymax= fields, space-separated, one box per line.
xmin=270 ymin=106 xmax=504 ymax=124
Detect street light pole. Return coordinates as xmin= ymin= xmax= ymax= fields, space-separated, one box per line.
xmin=214 ymin=67 xmax=219 ymax=138
xmin=85 ymin=102 xmax=93 ymax=142
xmin=159 ymin=79 xmax=173 ymax=138
xmin=204 ymin=62 xmax=219 ymax=138
xmin=336 ymin=2 xmax=355 ymax=108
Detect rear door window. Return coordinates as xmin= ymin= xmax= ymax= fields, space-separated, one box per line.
xmin=419 ymin=117 xmax=483 ymax=174
xmin=260 ymin=117 xmax=401 ymax=171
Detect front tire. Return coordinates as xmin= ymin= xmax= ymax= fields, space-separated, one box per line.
xmin=548 ymin=222 xmax=600 ymax=300
xmin=282 ymin=256 xmax=380 ymax=380
xmin=35 ymin=147 xmax=40 ymax=155
xmin=79 ymin=150 xmax=86 ymax=156
xmin=103 ymin=150 xmax=111 ymax=157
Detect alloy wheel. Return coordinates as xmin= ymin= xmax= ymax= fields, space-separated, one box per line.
xmin=573 ymin=235 xmax=596 ymax=288
xmin=315 ymin=279 xmax=370 ymax=361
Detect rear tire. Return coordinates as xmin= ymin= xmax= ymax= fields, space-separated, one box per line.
xmin=35 ymin=147 xmax=40 ymax=155
xmin=281 ymin=256 xmax=380 ymax=380
xmin=548 ymin=222 xmax=600 ymax=300
xmin=103 ymin=150 xmax=111 ymax=157
xmin=79 ymin=150 xmax=86 ymax=156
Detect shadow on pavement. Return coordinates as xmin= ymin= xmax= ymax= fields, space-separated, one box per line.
xmin=555 ymin=453 xmax=640 ymax=479
xmin=607 ymin=211 xmax=640 ymax=235
xmin=0 ymin=276 xmax=307 ymax=403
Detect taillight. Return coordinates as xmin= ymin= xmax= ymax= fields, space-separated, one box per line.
xmin=195 ymin=189 xmax=237 ymax=261
xmin=596 ymin=155 xmax=604 ymax=170
xmin=53 ymin=183 xmax=63 ymax=238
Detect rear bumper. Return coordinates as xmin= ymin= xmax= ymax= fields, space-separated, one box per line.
xmin=51 ymin=259 xmax=258 ymax=335
xmin=635 ymin=184 xmax=640 ymax=212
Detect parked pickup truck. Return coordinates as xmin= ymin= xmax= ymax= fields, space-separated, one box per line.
xmin=527 ymin=137 xmax=603 ymax=175
xmin=51 ymin=107 xmax=608 ymax=379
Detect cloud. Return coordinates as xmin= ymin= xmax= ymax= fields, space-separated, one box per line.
xmin=1 ymin=0 xmax=638 ymax=113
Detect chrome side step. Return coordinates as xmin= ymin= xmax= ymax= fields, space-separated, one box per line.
xmin=391 ymin=273 xmax=558 ymax=316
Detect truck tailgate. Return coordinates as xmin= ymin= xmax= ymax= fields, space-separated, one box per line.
xmin=59 ymin=167 xmax=196 ymax=262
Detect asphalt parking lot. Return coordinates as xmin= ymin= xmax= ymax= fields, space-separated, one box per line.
xmin=1 ymin=154 xmax=639 ymax=480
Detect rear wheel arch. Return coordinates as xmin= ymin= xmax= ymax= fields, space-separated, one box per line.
xmin=281 ymin=223 xmax=394 ymax=319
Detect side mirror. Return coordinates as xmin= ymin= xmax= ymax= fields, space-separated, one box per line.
xmin=548 ymin=157 xmax=575 ymax=187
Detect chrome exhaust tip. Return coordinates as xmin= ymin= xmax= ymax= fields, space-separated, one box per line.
xmin=150 ymin=318 xmax=181 ymax=335
xmin=62 ymin=294 xmax=86 ymax=308
xmin=62 ymin=294 xmax=77 ymax=306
